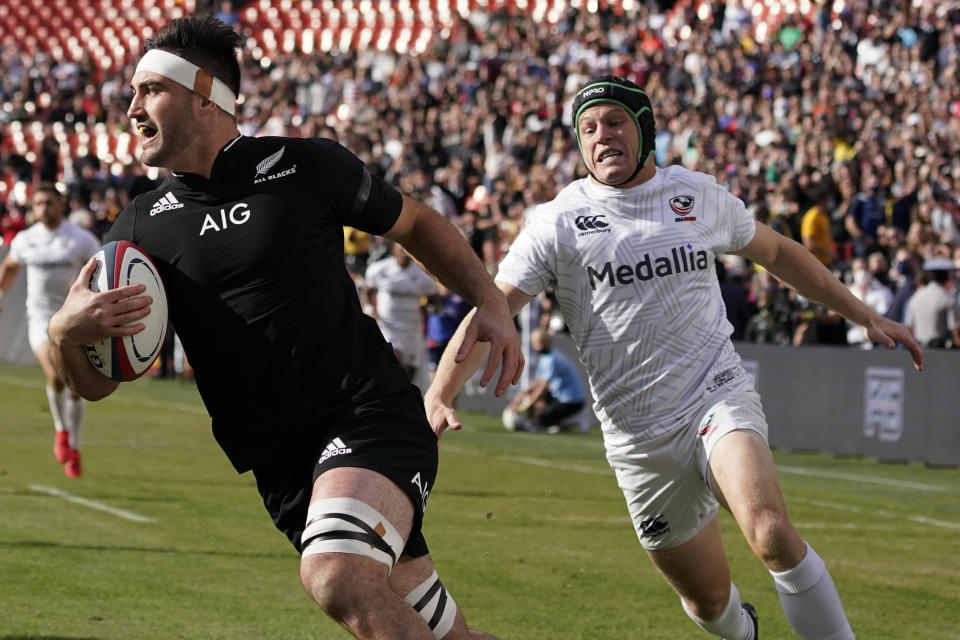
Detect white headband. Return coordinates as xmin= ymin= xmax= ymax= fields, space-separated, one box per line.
xmin=136 ymin=49 xmax=237 ymax=116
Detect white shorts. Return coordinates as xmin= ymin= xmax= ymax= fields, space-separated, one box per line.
xmin=604 ymin=371 xmax=768 ymax=550
xmin=27 ymin=315 xmax=53 ymax=353
xmin=381 ymin=327 xmax=426 ymax=371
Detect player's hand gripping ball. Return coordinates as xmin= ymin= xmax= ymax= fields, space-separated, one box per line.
xmin=84 ymin=241 xmax=168 ymax=381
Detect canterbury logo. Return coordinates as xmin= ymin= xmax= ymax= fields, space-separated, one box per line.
xmin=318 ymin=437 xmax=352 ymax=464
xmin=255 ymin=146 xmax=285 ymax=177
xmin=575 ymin=215 xmax=609 ymax=231
xmin=150 ymin=192 xmax=184 ymax=216
xmin=639 ymin=515 xmax=671 ymax=539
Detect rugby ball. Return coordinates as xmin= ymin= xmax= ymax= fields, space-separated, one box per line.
xmin=84 ymin=241 xmax=168 ymax=382
xmin=502 ymin=408 xmax=521 ymax=432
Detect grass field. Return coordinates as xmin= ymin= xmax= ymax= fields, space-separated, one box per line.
xmin=1 ymin=362 xmax=958 ymax=639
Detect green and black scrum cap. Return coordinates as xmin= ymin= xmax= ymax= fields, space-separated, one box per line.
xmin=571 ymin=75 xmax=656 ymax=170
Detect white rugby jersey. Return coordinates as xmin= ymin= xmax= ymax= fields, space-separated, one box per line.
xmin=9 ymin=220 xmax=100 ymax=323
xmin=496 ymin=165 xmax=756 ymax=446
xmin=365 ymin=256 xmax=437 ymax=336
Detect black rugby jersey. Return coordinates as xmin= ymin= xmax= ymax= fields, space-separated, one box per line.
xmin=106 ymin=135 xmax=412 ymax=472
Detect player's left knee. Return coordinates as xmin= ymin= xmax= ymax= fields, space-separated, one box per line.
xmin=742 ymin=510 xmax=801 ymax=565
xmin=298 ymin=497 xmax=406 ymax=613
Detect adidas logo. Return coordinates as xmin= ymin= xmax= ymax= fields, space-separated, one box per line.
xmin=318 ymin=437 xmax=352 ymax=464
xmin=150 ymin=192 xmax=184 ymax=216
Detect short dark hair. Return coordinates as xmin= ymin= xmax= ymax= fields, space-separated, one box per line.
xmin=144 ymin=15 xmax=243 ymax=97
xmin=33 ymin=182 xmax=64 ymax=199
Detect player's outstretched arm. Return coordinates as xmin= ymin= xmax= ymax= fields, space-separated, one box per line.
xmin=734 ymin=221 xmax=924 ymax=371
xmin=424 ymin=282 xmax=532 ymax=439
xmin=386 ymin=195 xmax=525 ymax=396
xmin=47 ymin=258 xmax=151 ymax=400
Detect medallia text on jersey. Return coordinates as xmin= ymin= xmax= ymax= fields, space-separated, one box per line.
xmin=577 ymin=194 xmax=709 ymax=290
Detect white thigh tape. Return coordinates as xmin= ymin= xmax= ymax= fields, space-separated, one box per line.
xmin=136 ymin=49 xmax=236 ymax=115
xmin=300 ymin=497 xmax=405 ymax=570
xmin=404 ymin=570 xmax=458 ymax=640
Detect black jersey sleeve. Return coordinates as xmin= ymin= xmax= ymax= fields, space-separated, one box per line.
xmin=302 ymin=138 xmax=403 ymax=235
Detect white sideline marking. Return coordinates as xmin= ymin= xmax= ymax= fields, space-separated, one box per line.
xmin=441 ymin=443 xmax=959 ymax=530
xmin=793 ymin=498 xmax=960 ymax=531
xmin=441 ymin=445 xmax=612 ymax=476
xmin=102 ymin=394 xmax=207 ymax=415
xmin=777 ymin=465 xmax=949 ymax=493
xmin=443 ymin=445 xmax=953 ymax=493
xmin=29 ymin=484 xmax=156 ymax=523
xmin=0 ymin=373 xmax=206 ymax=415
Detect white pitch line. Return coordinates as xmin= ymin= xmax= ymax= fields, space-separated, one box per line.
xmin=442 ymin=444 xmax=612 ymax=476
xmin=777 ymin=465 xmax=950 ymax=493
xmin=29 ymin=484 xmax=156 ymax=523
xmin=443 ymin=444 xmax=953 ymax=493
xmin=0 ymin=373 xmax=206 ymax=415
xmin=792 ymin=497 xmax=960 ymax=530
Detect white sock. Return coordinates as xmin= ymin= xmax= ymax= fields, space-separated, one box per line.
xmin=63 ymin=394 xmax=86 ymax=450
xmin=47 ymin=386 xmax=66 ymax=432
xmin=771 ymin=542 xmax=855 ymax=639
xmin=682 ymin=582 xmax=755 ymax=640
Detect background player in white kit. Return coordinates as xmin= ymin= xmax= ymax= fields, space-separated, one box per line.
xmin=0 ymin=183 xmax=100 ymax=478
xmin=426 ymin=76 xmax=924 ymax=640
xmin=365 ymin=242 xmax=438 ymax=382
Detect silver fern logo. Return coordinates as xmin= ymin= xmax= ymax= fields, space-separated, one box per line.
xmin=255 ymin=146 xmax=285 ymax=177
xmin=253 ymin=146 xmax=297 ymax=184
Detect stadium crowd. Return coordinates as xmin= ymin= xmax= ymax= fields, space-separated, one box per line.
xmin=2 ymin=0 xmax=960 ymax=357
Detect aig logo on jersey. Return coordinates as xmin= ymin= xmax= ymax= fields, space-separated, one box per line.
xmin=575 ymin=214 xmax=611 ymax=237
xmin=253 ymin=146 xmax=297 ymax=184
xmin=199 ymin=202 xmax=252 ymax=236
xmin=669 ymin=195 xmax=696 ymax=222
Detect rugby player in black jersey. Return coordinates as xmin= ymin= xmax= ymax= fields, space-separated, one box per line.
xmin=47 ymin=15 xmax=520 ymax=640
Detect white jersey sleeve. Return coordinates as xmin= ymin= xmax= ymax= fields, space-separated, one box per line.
xmin=497 ymin=166 xmax=757 ymax=446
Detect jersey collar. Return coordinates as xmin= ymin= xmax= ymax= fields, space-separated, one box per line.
xmin=169 ymin=134 xmax=246 ymax=190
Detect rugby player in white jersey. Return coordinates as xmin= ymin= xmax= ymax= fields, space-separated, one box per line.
xmin=0 ymin=183 xmax=100 ymax=478
xmin=366 ymin=242 xmax=438 ymax=382
xmin=426 ymin=76 xmax=924 ymax=640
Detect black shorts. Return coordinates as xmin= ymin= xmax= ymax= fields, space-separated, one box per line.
xmin=537 ymin=397 xmax=584 ymax=427
xmin=427 ymin=341 xmax=450 ymax=371
xmin=252 ymin=385 xmax=438 ymax=558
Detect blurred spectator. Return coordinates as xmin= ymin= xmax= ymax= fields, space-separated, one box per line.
xmin=215 ymin=0 xmax=240 ymax=27
xmin=792 ymin=298 xmax=847 ymax=347
xmin=343 ymin=226 xmax=373 ymax=281
xmin=1 ymin=202 xmax=27 ymax=247
xmin=745 ymin=288 xmax=795 ymax=345
xmin=800 ymin=171 xmax=835 ymax=267
xmin=845 ymin=256 xmax=894 ymax=348
xmin=425 ymin=283 xmax=471 ymax=383
xmin=844 ymin=167 xmax=886 ymax=258
xmin=717 ymin=259 xmax=754 ymax=341
xmin=904 ymin=258 xmax=960 ymax=349
xmin=885 ymin=248 xmax=923 ymax=324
